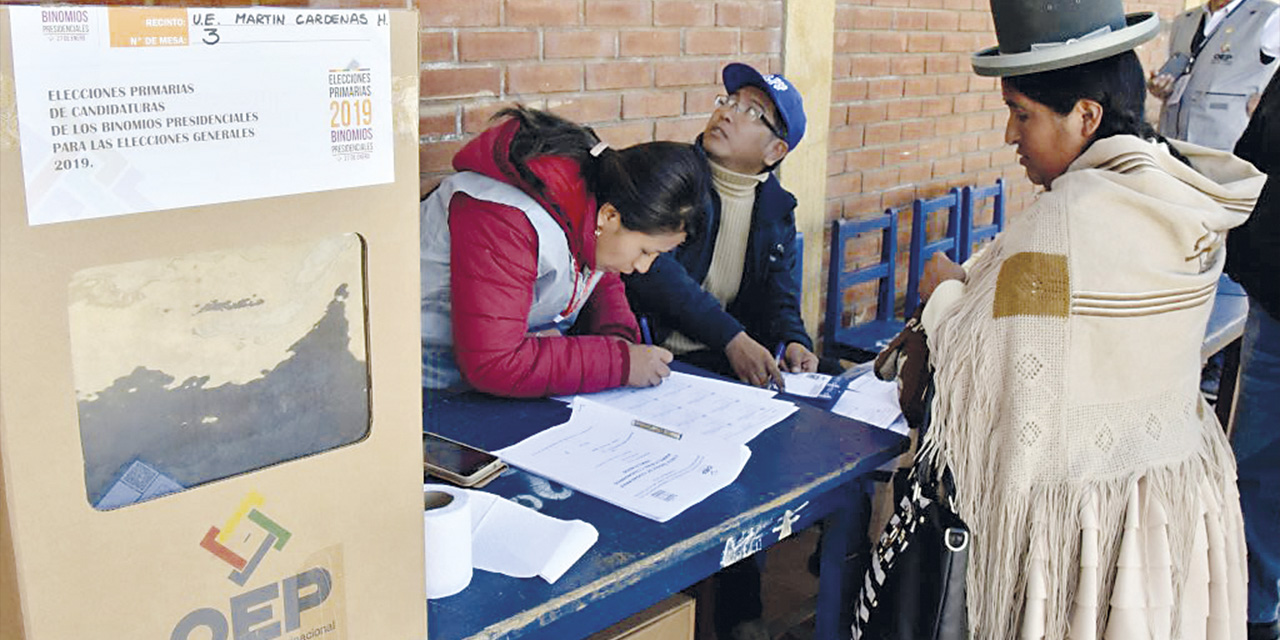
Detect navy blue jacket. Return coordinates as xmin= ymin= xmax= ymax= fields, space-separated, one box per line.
xmin=1227 ymin=70 xmax=1280 ymax=320
xmin=624 ymin=147 xmax=813 ymax=353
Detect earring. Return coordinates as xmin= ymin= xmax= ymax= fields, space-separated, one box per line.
xmin=594 ymin=226 xmax=602 ymax=237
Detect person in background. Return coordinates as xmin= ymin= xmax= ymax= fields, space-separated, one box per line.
xmin=1225 ymin=70 xmax=1280 ymax=640
xmin=420 ymin=106 xmax=708 ymax=398
xmin=911 ymin=0 xmax=1264 ymax=633
xmin=1148 ymin=0 xmax=1278 ymax=150
xmin=624 ymin=63 xmax=822 ymax=391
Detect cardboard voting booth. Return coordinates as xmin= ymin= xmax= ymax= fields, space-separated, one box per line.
xmin=0 ymin=7 xmax=425 ymax=639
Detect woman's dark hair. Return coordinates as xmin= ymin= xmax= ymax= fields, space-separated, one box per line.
xmin=492 ymin=106 xmax=708 ymax=235
xmin=1004 ymin=51 xmax=1191 ymax=165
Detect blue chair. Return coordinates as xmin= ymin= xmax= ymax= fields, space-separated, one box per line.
xmin=904 ymin=188 xmax=963 ymax=319
xmin=824 ymin=208 xmax=901 ymax=359
xmin=958 ymin=179 xmax=1005 ymax=263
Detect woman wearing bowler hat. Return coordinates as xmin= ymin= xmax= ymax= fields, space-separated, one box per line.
xmin=904 ymin=0 xmax=1267 ymax=636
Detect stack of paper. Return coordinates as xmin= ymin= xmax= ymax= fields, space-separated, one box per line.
xmin=831 ymin=373 xmax=908 ymax=435
xmin=498 ymin=398 xmax=752 ymax=522
xmin=556 ymin=371 xmax=797 ymax=445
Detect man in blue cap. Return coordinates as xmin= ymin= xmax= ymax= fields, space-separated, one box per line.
xmin=625 ymin=62 xmax=822 ymax=392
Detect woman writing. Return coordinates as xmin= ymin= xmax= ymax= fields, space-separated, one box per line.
xmin=421 ymin=107 xmax=708 ymax=398
xmin=914 ymin=1 xmax=1264 ymax=636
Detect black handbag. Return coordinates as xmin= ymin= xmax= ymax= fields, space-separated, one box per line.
xmin=851 ymin=455 xmax=970 ymax=640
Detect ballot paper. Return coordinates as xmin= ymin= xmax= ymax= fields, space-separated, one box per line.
xmin=497 ymin=397 xmax=752 ymax=523
xmin=556 ymin=371 xmax=797 ymax=445
xmin=831 ymin=372 xmax=909 ymax=435
xmin=779 ymin=371 xmax=835 ymax=398
xmin=432 ymin=484 xmax=599 ymax=583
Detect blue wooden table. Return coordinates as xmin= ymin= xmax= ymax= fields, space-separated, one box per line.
xmin=1204 ymin=275 xmax=1250 ymax=428
xmin=422 ymin=366 xmax=907 ymax=640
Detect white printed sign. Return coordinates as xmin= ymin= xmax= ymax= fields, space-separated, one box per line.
xmin=9 ymin=6 xmax=393 ymax=225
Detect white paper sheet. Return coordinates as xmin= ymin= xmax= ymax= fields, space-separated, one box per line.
xmin=424 ymin=483 xmax=599 ymax=584
xmin=778 ymin=371 xmax=833 ymax=398
xmin=831 ymin=373 xmax=909 ymax=435
xmin=497 ymin=398 xmax=752 ymax=523
xmin=556 ymin=371 xmax=796 ymax=445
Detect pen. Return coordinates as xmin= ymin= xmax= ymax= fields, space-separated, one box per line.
xmin=632 ymin=418 xmax=682 ymax=440
xmin=773 ymin=342 xmax=785 ymax=366
xmin=639 ymin=317 xmax=653 ymax=346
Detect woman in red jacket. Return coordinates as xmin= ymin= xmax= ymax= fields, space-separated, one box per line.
xmin=421 ymin=107 xmax=708 ymax=398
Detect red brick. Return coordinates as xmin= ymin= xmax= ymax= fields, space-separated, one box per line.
xmin=992 ymin=146 xmax=1017 ymax=165
xmin=741 ymin=29 xmax=781 ymax=54
xmin=848 ymin=102 xmax=888 ymax=123
xmin=924 ymin=54 xmax=960 ymax=74
xmin=685 ymin=87 xmax=722 ymax=113
xmin=506 ymin=0 xmax=579 ymax=26
xmin=969 ymin=75 xmax=998 ymax=92
xmin=845 ymin=148 xmax=885 ymax=170
xmin=586 ymin=61 xmax=654 ymax=90
xmin=965 ymin=113 xmax=994 ymax=130
xmin=420 ymin=140 xmax=465 ymax=173
xmin=921 ymin=96 xmax=954 ymax=117
xmin=655 ymin=116 xmax=707 ymax=142
xmin=835 ymin=32 xmax=872 ymax=54
xmin=655 ymin=60 xmax=719 ymax=87
xmin=937 ymin=75 xmax=969 ymax=93
xmin=935 ymin=114 xmax=966 ymax=136
xmin=716 ymin=2 xmax=766 ymax=26
xmin=907 ymin=0 xmax=943 ymax=8
xmin=901 ymin=120 xmax=935 ymax=140
xmin=871 ymin=32 xmax=908 ymax=53
xmin=891 ymin=57 xmax=926 ymax=76
xmin=943 ymin=0 xmax=972 ymax=10
xmin=419 ymin=106 xmax=457 ymax=137
xmin=620 ymin=30 xmax=681 ymax=56
xmin=830 ymin=105 xmax=850 ymax=128
xmin=831 ymin=125 xmax=865 ymax=151
xmin=903 ymin=76 xmax=938 ymax=96
xmin=828 ymin=173 xmax=865 ymax=198
xmin=844 ymin=194 xmax=886 ymax=219
xmin=421 ymin=67 xmax=501 ymax=100
xmin=827 ymin=198 xmax=846 ymax=221
xmin=886 ymin=98 xmax=923 ymax=119
xmin=865 ymin=121 xmax=902 ymax=145
xmin=960 ymin=11 xmax=990 ymax=31
xmin=875 ymin=0 xmax=912 ymax=8
xmin=508 ymin=63 xmax=583 ymax=94
xmin=863 ymin=167 xmax=902 ymax=192
xmin=592 ymin=121 xmax=654 ymax=147
xmin=459 ymin=31 xmax=538 ymax=61
xmin=421 ymin=174 xmax=445 ymax=197
xmin=545 ymin=94 xmax=622 ymax=123
xmin=963 ymin=153 xmax=992 ymax=173
xmin=884 ymin=142 xmax=919 ymax=163
xmin=828 ymin=152 xmax=847 ymax=175
xmin=421 ymin=0 xmax=499 ymax=26
xmin=907 ymin=32 xmax=943 ymax=53
xmin=892 ymin=9 xmax=927 ymax=30
xmin=950 ymin=135 xmax=979 ymax=154
xmin=918 ymin=139 xmax=950 ymax=158
xmin=762 ymin=3 xmax=784 ymax=27
xmin=851 ymin=56 xmax=891 ymax=78
xmin=867 ymin=78 xmax=904 ymax=100
xmin=545 ymin=31 xmax=616 ymax=58
xmin=421 ymin=32 xmax=454 ymax=63
xmin=953 ymin=93 xmax=983 ymax=114
xmin=899 ymin=161 xmax=931 ymax=184
xmin=686 ymin=29 xmax=738 ymax=55
xmin=655 ymin=1 xmax=714 ymax=26
xmin=832 ymin=55 xmax=854 ymax=79
xmin=982 ymin=93 xmax=1006 ymax=111
xmin=932 ymin=156 xmax=963 ymax=179
xmin=926 ymin=10 xmax=960 ymax=30
xmin=854 ymin=7 xmax=895 ymax=29
xmin=586 ymin=1 xmax=652 ymax=26
xmin=835 ymin=5 xmax=858 ymax=29
xmin=622 ymin=91 xmax=684 ymax=119
xmin=832 ymin=79 xmax=869 ymax=102
xmin=980 ymin=130 xmax=1007 ymax=149
xmin=942 ymin=32 xmax=974 ymax=52
xmin=463 ymin=101 xmax=517 ymax=133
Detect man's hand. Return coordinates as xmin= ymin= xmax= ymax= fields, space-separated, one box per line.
xmin=724 ymin=331 xmax=784 ymax=389
xmin=626 ymin=343 xmax=673 ymax=387
xmin=922 ymin=252 xmax=967 ymax=302
xmin=783 ymin=342 xmax=819 ymax=373
xmin=1147 ymin=72 xmax=1176 ymax=101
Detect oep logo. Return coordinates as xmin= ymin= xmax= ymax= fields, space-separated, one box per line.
xmin=172 ymin=491 xmax=334 ymax=640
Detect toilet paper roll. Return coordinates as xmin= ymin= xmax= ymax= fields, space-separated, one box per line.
xmin=423 ymin=484 xmax=473 ymax=599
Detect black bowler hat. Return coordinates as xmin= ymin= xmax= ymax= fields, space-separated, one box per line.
xmin=972 ymin=0 xmax=1160 ymax=76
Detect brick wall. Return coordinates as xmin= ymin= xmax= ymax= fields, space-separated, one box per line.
xmin=418 ymin=0 xmax=786 ymax=195
xmin=825 ymin=0 xmax=1187 ymax=330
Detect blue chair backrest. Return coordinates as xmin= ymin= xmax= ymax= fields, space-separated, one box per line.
xmin=825 ymin=209 xmax=898 ymax=351
xmin=904 ymin=188 xmax=962 ymax=318
xmin=958 ymin=178 xmax=1005 ymax=263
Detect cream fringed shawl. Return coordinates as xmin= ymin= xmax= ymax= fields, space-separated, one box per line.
xmin=920 ymin=135 xmax=1264 ymax=639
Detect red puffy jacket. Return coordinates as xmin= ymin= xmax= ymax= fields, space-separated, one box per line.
xmin=445 ymin=118 xmax=639 ymax=397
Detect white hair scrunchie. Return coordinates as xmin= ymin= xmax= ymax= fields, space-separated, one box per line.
xmin=589 ymin=141 xmax=609 ymax=157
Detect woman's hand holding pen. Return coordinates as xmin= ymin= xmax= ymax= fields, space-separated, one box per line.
xmin=725 ymin=331 xmax=784 ymax=390
xmin=783 ymin=342 xmax=819 ymax=373
xmin=626 ymin=343 xmax=673 ymax=387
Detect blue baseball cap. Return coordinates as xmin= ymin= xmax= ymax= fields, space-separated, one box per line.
xmin=722 ymin=63 xmax=806 ymax=150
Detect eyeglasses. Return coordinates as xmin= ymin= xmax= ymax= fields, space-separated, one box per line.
xmin=713 ymin=95 xmax=784 ymax=140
